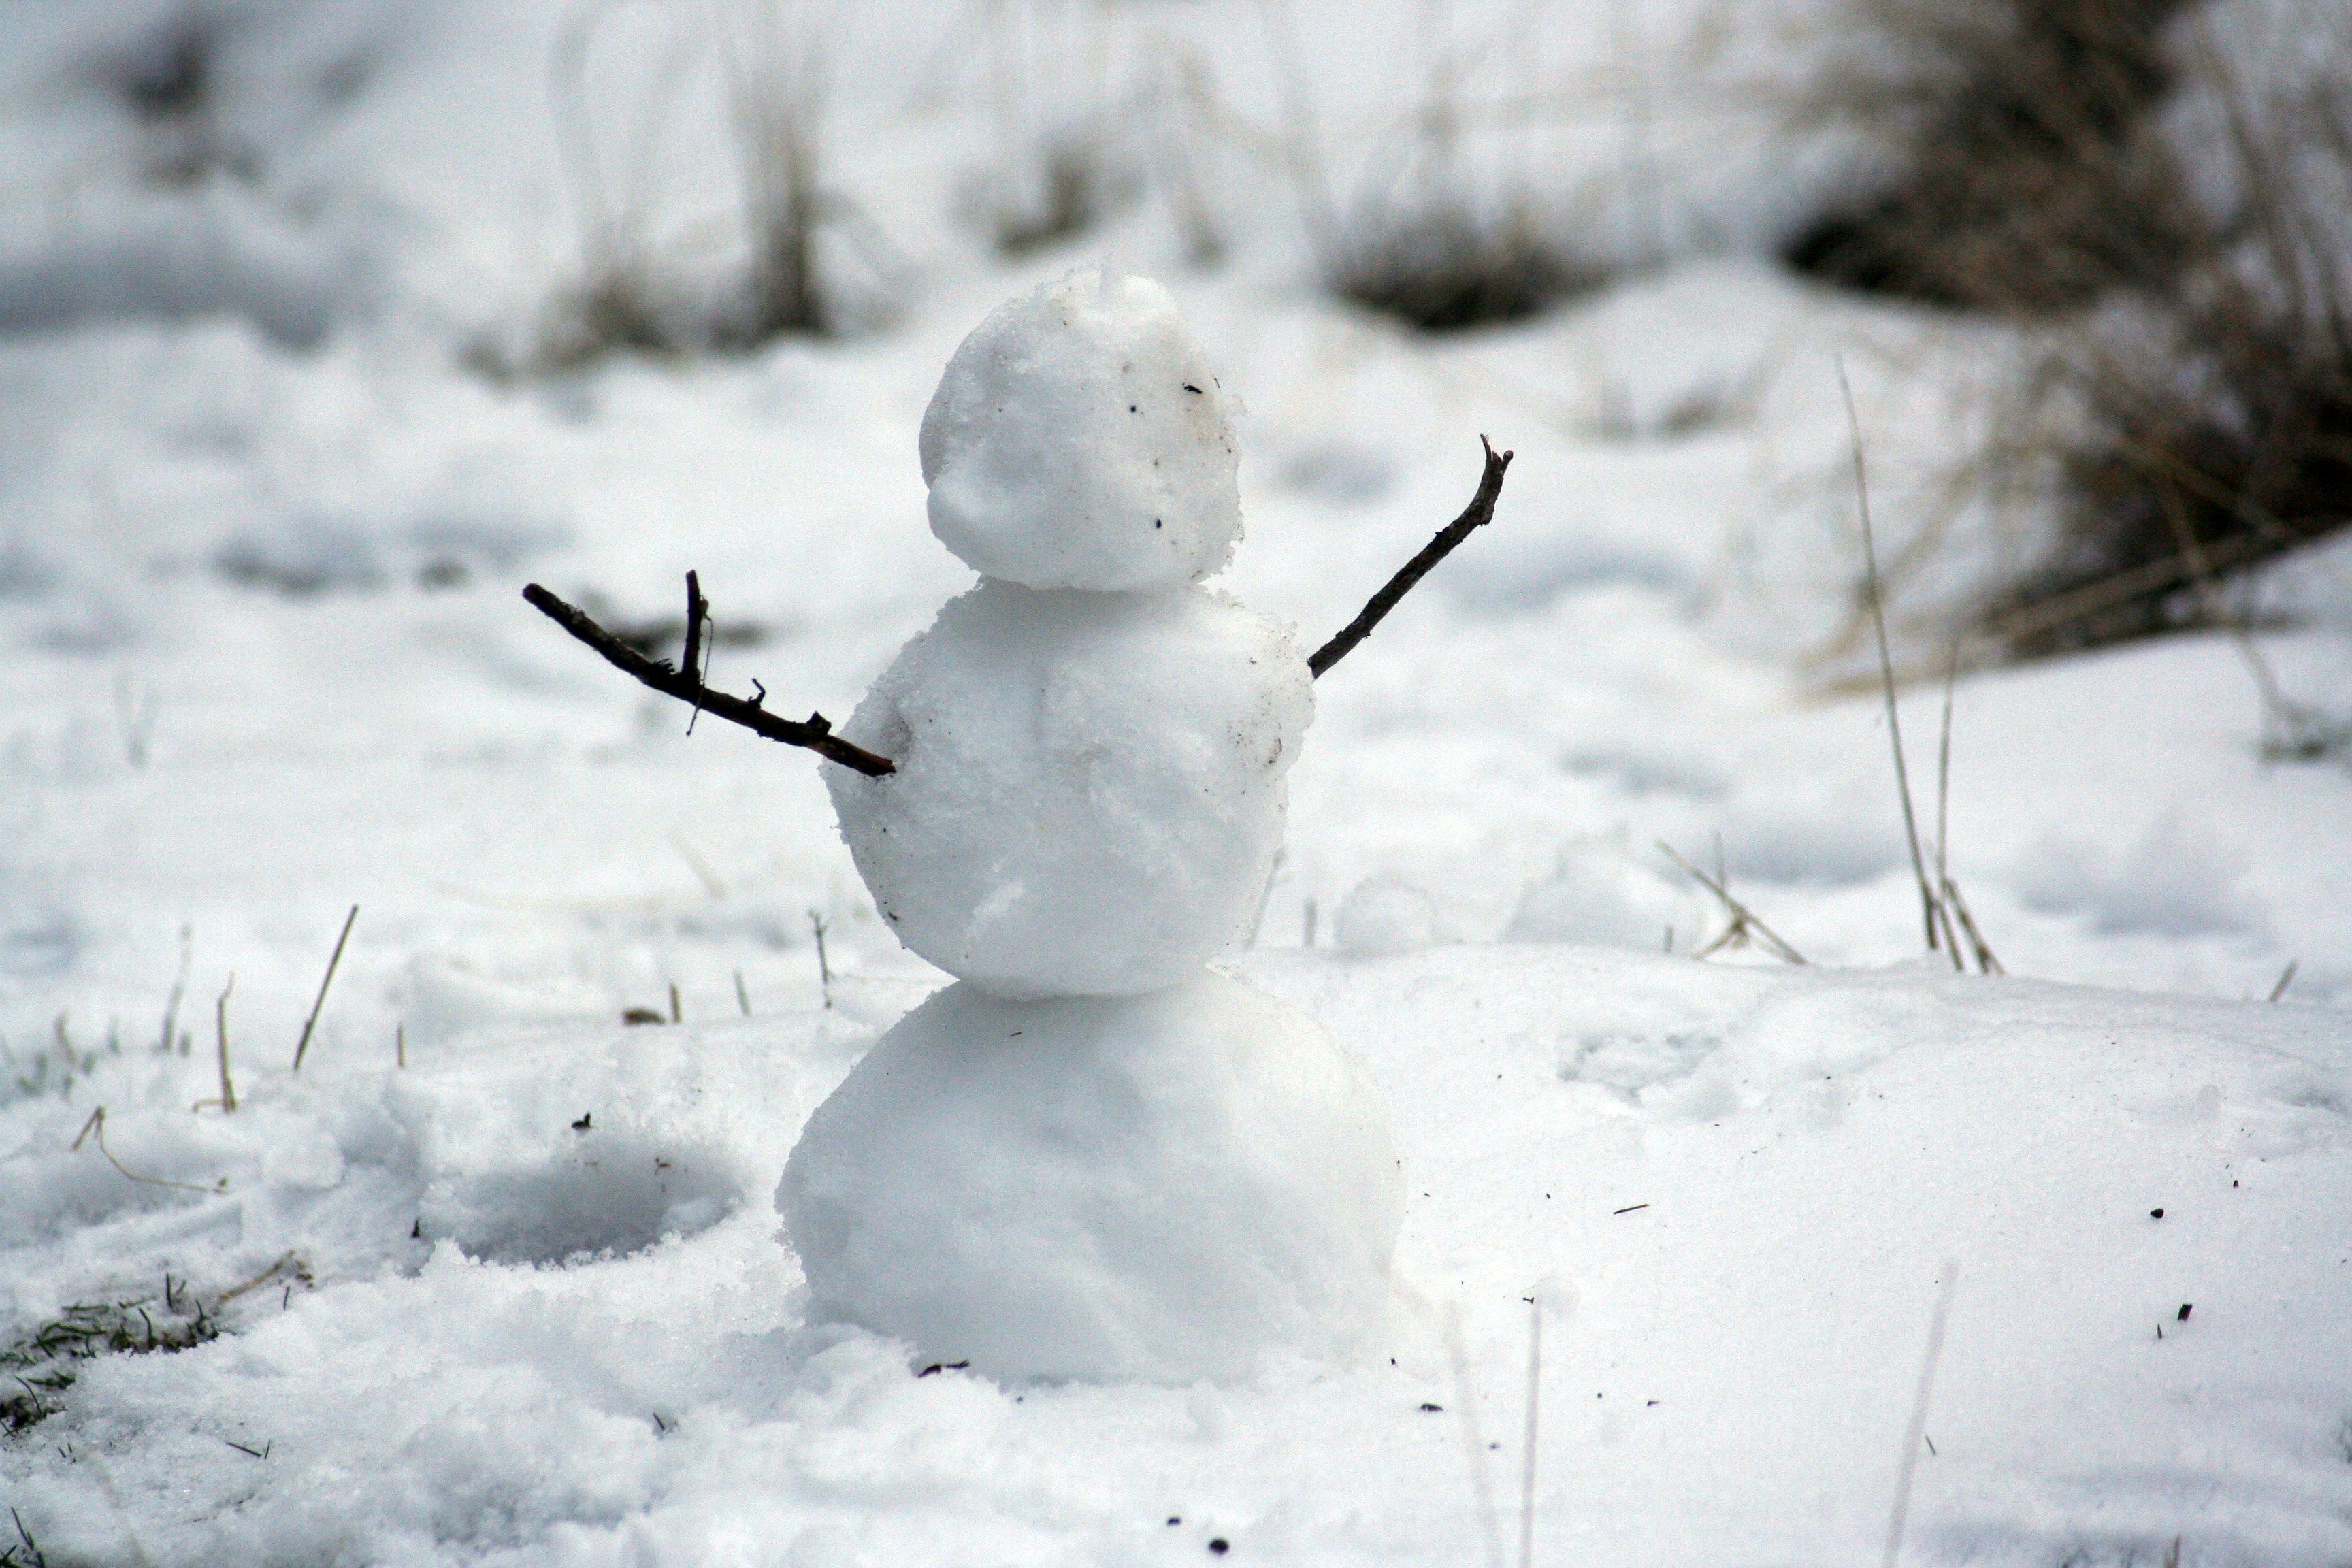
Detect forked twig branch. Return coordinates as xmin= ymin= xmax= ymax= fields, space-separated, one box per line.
xmin=522 ymin=580 xmax=895 ymax=776
xmin=1309 ymin=436 xmax=1514 ymax=677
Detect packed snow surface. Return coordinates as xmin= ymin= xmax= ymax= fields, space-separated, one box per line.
xmin=826 ymin=578 xmax=1312 ymax=998
xmin=4 ymin=947 xmax=2348 ymax=1567
xmin=921 ymin=266 xmax=1245 ymax=592
xmin=782 ymin=969 xmax=1403 ymax=1383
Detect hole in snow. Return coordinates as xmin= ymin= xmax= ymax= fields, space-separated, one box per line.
xmin=427 ymin=1135 xmax=740 ymax=1267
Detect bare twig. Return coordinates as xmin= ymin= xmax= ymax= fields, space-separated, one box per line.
xmin=522 ymin=579 xmax=893 ymax=775
xmin=1308 ymin=438 xmax=1514 ymax=676
xmin=681 ymin=571 xmax=709 ymax=734
xmin=2269 ymin=959 xmax=2298 ymax=1002
xmin=291 ymin=904 xmax=357 ymax=1075
xmin=1884 ymin=1261 xmax=1960 ymax=1568
xmin=1658 ymin=843 xmax=1805 ymax=965
xmin=734 ymin=969 xmax=751 ymax=1017
xmin=1839 ymin=362 xmax=1942 ymax=954
xmin=73 ymin=1107 xmax=226 ymax=1196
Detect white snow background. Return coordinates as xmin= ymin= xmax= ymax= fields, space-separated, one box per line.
xmin=1 ymin=1 xmax=2348 ymax=1564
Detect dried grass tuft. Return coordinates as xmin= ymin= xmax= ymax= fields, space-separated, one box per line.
xmin=1976 ymin=19 xmax=2352 ymax=694
xmin=1793 ymin=0 xmax=2352 ymax=711
xmin=1783 ymin=0 xmax=2194 ymax=315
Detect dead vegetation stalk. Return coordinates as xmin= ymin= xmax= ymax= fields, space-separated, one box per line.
xmin=1518 ymin=1294 xmax=1542 ymax=1568
xmin=209 ymin=974 xmax=235 ymax=1113
xmin=1882 ymin=1261 xmax=1960 ymax=1568
xmin=1840 ymin=360 xmax=1943 ymax=955
xmin=71 ymin=1107 xmax=227 ymax=1196
xmin=1658 ymin=842 xmax=1806 ymax=964
xmin=1445 ymin=1303 xmax=1506 ymax=1568
xmin=809 ymin=910 xmax=833 ymax=1008
xmin=291 ymin=904 xmax=358 ymax=1074
xmin=157 ymin=924 xmax=191 ymax=1056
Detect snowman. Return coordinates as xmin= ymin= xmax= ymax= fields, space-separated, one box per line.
xmin=523 ymin=263 xmax=1512 ymax=1383
xmin=785 ymin=265 xmax=1403 ymax=1383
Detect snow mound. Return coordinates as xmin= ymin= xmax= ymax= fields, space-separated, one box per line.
xmin=1336 ymin=875 xmax=1439 ymax=956
xmin=1507 ymin=836 xmax=1709 ymax=951
xmin=781 ymin=969 xmax=1403 ymax=1383
xmin=919 ymin=265 xmax=1243 ymax=591
xmin=826 ymin=579 xmax=1312 ymax=998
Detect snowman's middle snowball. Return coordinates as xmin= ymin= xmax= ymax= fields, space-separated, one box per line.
xmin=826 ymin=578 xmax=1311 ymax=998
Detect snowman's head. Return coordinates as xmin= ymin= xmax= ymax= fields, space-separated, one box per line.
xmin=920 ymin=265 xmax=1243 ymax=592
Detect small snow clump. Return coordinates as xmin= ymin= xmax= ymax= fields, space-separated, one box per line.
xmin=781 ymin=969 xmax=1403 ymax=1382
xmin=920 ymin=264 xmax=1243 ymax=591
xmin=1335 ymin=875 xmax=1439 ymax=956
xmin=826 ymin=578 xmax=1311 ymax=997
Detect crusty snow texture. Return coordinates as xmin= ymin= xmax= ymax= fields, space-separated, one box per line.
xmin=781 ymin=969 xmax=1405 ymax=1383
xmin=825 ymin=578 xmax=1312 ymax=998
xmin=920 ymin=265 xmax=1244 ymax=592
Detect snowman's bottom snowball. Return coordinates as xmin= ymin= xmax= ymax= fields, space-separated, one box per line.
xmin=780 ymin=970 xmax=1403 ymax=1383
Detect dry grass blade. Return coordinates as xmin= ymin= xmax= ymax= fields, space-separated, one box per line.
xmin=1657 ymin=843 xmax=1806 ymax=965
xmin=1931 ymin=644 xmax=1965 ymax=969
xmin=157 ymin=922 xmax=191 ymax=1055
xmin=71 ymin=1107 xmax=227 ymax=1196
xmin=291 ymin=904 xmax=358 ymax=1074
xmin=1940 ymin=877 xmax=2004 ymax=975
xmin=1444 ymin=1303 xmax=1505 ymax=1568
xmin=1883 ymin=1260 xmax=1960 ymax=1568
xmin=809 ymin=910 xmax=833 ymax=1009
xmin=215 ymin=1252 xmax=311 ymax=1307
xmin=2268 ymin=959 xmax=2298 ymax=1002
xmin=202 ymin=973 xmax=236 ymax=1114
xmin=1518 ymin=1295 xmax=1542 ymax=1568
xmin=1838 ymin=359 xmax=1944 ymax=956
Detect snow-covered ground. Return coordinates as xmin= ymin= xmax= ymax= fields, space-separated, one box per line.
xmin=3 ymin=3 xmax=2349 ymax=1564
